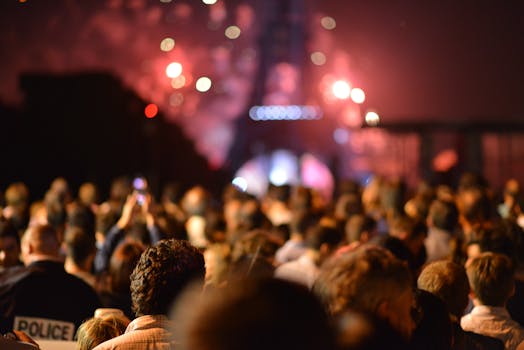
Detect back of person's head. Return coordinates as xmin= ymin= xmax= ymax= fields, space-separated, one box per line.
xmin=181 ymin=186 xmax=209 ymax=216
xmin=22 ymin=223 xmax=60 ymax=258
xmin=457 ymin=186 xmax=492 ymax=224
xmin=5 ymin=182 xmax=29 ymax=209
xmin=304 ymin=220 xmax=342 ymax=251
xmin=44 ymin=190 xmax=67 ymax=231
xmin=314 ymin=244 xmax=414 ymax=339
xmin=289 ymin=185 xmax=314 ymax=213
xmin=289 ymin=211 xmax=319 ymax=236
xmin=334 ymin=193 xmax=363 ymax=221
xmin=75 ymin=313 xmax=129 ymax=350
xmin=109 ymin=240 xmax=145 ymax=294
xmin=67 ymin=202 xmax=96 ymax=236
xmin=428 ymin=198 xmax=458 ymax=232
xmin=231 ymin=229 xmax=283 ymax=265
xmin=477 ymin=225 xmax=517 ymax=263
xmin=64 ymin=226 xmax=96 ymax=267
xmin=172 ymin=278 xmax=335 ymax=350
xmin=78 ymin=182 xmax=99 ymax=207
xmin=109 ymin=176 xmax=132 ymax=205
xmin=0 ymin=217 xmax=21 ymax=268
xmin=345 ymin=214 xmax=377 ymax=244
xmin=130 ymin=239 xmax=205 ymax=316
xmin=417 ymin=260 xmax=469 ymax=318
xmin=467 ymin=252 xmax=515 ymax=307
xmin=409 ymin=289 xmax=452 ymax=350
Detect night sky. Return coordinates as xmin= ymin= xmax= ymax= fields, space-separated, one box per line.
xmin=1 ymin=0 xmax=524 ymax=169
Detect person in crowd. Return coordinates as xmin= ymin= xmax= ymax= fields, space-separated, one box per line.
xmin=424 ymin=198 xmax=459 ymax=262
xmin=274 ymin=211 xmax=319 ymax=264
xmin=63 ymin=226 xmax=97 ymax=288
xmin=171 ymin=277 xmax=336 ymax=350
xmin=2 ymin=182 xmax=30 ymax=233
xmin=337 ymin=214 xmax=377 ymax=254
xmin=461 ymin=252 xmax=524 ymax=350
xmin=314 ymin=244 xmax=415 ymax=341
xmin=409 ymin=289 xmax=453 ymax=350
xmin=275 ymin=217 xmax=342 ymax=288
xmin=97 ymin=240 xmax=145 ymax=320
xmin=93 ymin=239 xmax=205 ymax=350
xmin=417 ymin=260 xmax=504 ymax=350
xmin=94 ymin=191 xmax=162 ymax=274
xmin=76 ymin=311 xmax=129 ymax=350
xmin=228 ymin=229 xmax=282 ymax=281
xmin=0 ymin=224 xmax=100 ymax=340
xmin=181 ymin=185 xmax=211 ymax=249
xmin=0 ymin=217 xmax=23 ymax=271
xmin=78 ymin=182 xmax=100 ymax=212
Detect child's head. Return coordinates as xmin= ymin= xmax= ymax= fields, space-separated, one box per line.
xmin=466 ymin=252 xmax=515 ymax=307
xmin=76 ymin=312 xmax=129 ymax=350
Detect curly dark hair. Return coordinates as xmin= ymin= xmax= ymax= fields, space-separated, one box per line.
xmin=130 ymin=239 xmax=205 ymax=316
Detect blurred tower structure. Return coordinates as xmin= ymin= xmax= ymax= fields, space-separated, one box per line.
xmin=227 ymin=0 xmax=335 ymax=173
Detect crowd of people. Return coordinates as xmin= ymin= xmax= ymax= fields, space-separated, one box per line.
xmin=1 ymin=172 xmax=524 ymax=350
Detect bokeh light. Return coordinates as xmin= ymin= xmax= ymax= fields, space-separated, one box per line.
xmin=144 ymin=103 xmax=158 ymax=118
xmin=321 ymin=16 xmax=337 ymax=30
xmin=232 ymin=177 xmax=248 ymax=192
xmin=169 ymin=93 xmax=184 ymax=107
xmin=333 ymin=128 xmax=349 ymax=144
xmin=203 ymin=0 xmax=218 ymax=4
xmin=350 ymin=88 xmax=366 ymax=104
xmin=160 ymin=38 xmax=175 ymax=52
xmin=159 ymin=0 xmax=172 ymax=3
xmin=365 ymin=111 xmax=380 ymax=126
xmin=225 ymin=25 xmax=241 ymax=39
xmin=166 ymin=62 xmax=182 ymax=78
xmin=311 ymin=51 xmax=326 ymax=66
xmin=171 ymin=75 xmax=186 ymax=89
xmin=196 ymin=77 xmax=212 ymax=92
xmin=332 ymin=80 xmax=351 ymax=99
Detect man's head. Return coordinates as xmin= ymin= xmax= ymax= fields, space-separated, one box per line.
xmin=427 ymin=199 xmax=458 ymax=232
xmin=467 ymin=252 xmax=515 ymax=307
xmin=417 ymin=260 xmax=470 ymax=318
xmin=63 ymin=226 xmax=96 ymax=269
xmin=314 ymin=244 xmax=415 ymax=340
xmin=130 ymin=239 xmax=205 ymax=317
xmin=20 ymin=224 xmax=60 ymax=265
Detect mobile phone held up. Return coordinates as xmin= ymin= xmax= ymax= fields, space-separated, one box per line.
xmin=133 ymin=176 xmax=148 ymax=205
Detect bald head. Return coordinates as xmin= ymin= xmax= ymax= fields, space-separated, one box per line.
xmin=21 ymin=224 xmax=61 ymax=264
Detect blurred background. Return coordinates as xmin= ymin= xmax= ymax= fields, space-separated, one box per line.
xmin=1 ymin=0 xmax=523 ymax=200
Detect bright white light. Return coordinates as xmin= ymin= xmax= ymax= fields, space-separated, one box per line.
xmin=225 ymin=26 xmax=241 ymax=39
xmin=249 ymin=105 xmax=322 ymax=121
xmin=333 ymin=128 xmax=349 ymax=144
xmin=365 ymin=111 xmax=380 ymax=126
xmin=232 ymin=177 xmax=248 ymax=192
xmin=269 ymin=168 xmax=288 ymax=186
xmin=160 ymin=38 xmax=175 ymax=52
xmin=350 ymin=88 xmax=366 ymax=104
xmin=203 ymin=0 xmax=217 ymax=4
xmin=166 ymin=62 xmax=182 ymax=78
xmin=196 ymin=77 xmax=212 ymax=92
xmin=332 ymin=80 xmax=351 ymax=99
xmin=321 ymin=16 xmax=337 ymax=30
xmin=311 ymin=51 xmax=326 ymax=66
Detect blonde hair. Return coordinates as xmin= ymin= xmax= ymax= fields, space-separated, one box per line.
xmin=75 ymin=313 xmax=129 ymax=350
